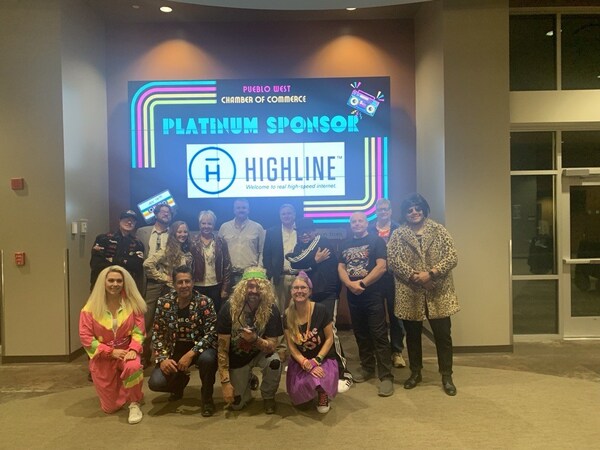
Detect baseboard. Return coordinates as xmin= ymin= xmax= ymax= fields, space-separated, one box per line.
xmin=1 ymin=347 xmax=85 ymax=364
xmin=453 ymin=345 xmax=513 ymax=353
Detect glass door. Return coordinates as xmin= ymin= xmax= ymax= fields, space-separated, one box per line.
xmin=561 ymin=175 xmax=600 ymax=337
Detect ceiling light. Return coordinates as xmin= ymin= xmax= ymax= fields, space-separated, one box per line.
xmin=160 ymin=6 xmax=173 ymax=13
xmin=546 ymin=30 xmax=554 ymax=36
xmin=346 ymin=7 xmax=357 ymax=11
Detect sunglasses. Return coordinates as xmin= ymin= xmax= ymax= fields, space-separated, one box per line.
xmin=406 ymin=206 xmax=423 ymax=214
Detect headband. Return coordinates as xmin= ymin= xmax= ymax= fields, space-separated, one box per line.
xmin=242 ymin=270 xmax=267 ymax=280
xmin=295 ymin=270 xmax=313 ymax=289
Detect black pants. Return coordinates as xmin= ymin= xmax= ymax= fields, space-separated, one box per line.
xmin=148 ymin=346 xmax=217 ymax=402
xmin=404 ymin=316 xmax=453 ymax=376
xmin=380 ymin=274 xmax=405 ymax=353
xmin=347 ymin=288 xmax=393 ymax=381
xmin=315 ymin=293 xmax=350 ymax=379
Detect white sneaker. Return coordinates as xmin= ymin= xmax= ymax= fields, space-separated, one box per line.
xmin=337 ymin=378 xmax=352 ymax=393
xmin=128 ymin=402 xmax=143 ymax=424
xmin=392 ymin=353 xmax=406 ymax=368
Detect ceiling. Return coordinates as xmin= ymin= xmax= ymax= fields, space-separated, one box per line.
xmin=84 ymin=0 xmax=426 ymax=24
xmin=173 ymin=0 xmax=429 ymax=10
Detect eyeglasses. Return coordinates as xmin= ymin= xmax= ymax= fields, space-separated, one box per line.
xmin=406 ymin=206 xmax=423 ymax=214
xmin=376 ymin=207 xmax=390 ymax=212
xmin=292 ymin=285 xmax=309 ymax=290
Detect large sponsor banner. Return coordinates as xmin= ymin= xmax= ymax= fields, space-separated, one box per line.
xmin=129 ymin=77 xmax=390 ymax=224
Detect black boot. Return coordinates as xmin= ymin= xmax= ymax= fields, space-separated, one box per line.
xmin=442 ymin=375 xmax=457 ymax=396
xmin=403 ymin=371 xmax=422 ymax=389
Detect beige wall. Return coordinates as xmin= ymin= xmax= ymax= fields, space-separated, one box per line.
xmin=416 ymin=0 xmax=512 ymax=348
xmin=0 ymin=0 xmax=108 ymax=358
xmin=511 ymin=91 xmax=600 ymax=126
xmin=415 ymin=0 xmax=446 ymax=220
xmin=0 ymin=0 xmax=67 ymax=357
xmin=61 ymin=0 xmax=108 ymax=353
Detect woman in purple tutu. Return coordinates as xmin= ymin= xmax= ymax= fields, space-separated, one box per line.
xmin=284 ymin=271 xmax=338 ymax=413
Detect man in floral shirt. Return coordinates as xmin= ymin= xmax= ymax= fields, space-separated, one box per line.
xmin=148 ymin=266 xmax=218 ymax=416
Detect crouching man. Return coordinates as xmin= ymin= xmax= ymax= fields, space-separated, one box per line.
xmin=148 ymin=266 xmax=218 ymax=417
xmin=217 ymin=267 xmax=283 ymax=414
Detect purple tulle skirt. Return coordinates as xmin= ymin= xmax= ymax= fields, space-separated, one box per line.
xmin=286 ymin=357 xmax=339 ymax=405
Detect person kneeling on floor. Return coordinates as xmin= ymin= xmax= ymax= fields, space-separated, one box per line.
xmin=148 ymin=266 xmax=218 ymax=416
xmin=285 ymin=271 xmax=338 ymax=413
xmin=217 ymin=267 xmax=283 ymax=414
xmin=79 ymin=266 xmax=147 ymax=424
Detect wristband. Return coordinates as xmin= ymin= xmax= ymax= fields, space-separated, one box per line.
xmin=221 ymin=379 xmax=231 ymax=384
xmin=359 ymin=280 xmax=367 ymax=289
xmin=428 ymin=270 xmax=435 ymax=280
xmin=315 ymin=355 xmax=323 ymax=364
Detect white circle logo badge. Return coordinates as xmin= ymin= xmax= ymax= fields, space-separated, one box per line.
xmin=188 ymin=146 xmax=236 ymax=195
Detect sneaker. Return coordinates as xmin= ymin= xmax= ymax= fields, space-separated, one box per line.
xmin=352 ymin=367 xmax=375 ymax=383
xmin=378 ymin=379 xmax=394 ymax=397
xmin=337 ymin=378 xmax=353 ymax=393
xmin=392 ymin=353 xmax=406 ymax=368
xmin=250 ymin=373 xmax=259 ymax=391
xmin=128 ymin=402 xmax=143 ymax=424
xmin=316 ymin=390 xmax=330 ymax=414
xmin=263 ymin=398 xmax=276 ymax=415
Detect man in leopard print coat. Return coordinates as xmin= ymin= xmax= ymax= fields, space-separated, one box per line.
xmin=387 ymin=193 xmax=459 ymax=396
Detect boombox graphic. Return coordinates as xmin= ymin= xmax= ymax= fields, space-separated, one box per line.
xmin=347 ymin=89 xmax=381 ymax=117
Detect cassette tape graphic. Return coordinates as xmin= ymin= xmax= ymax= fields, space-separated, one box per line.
xmin=347 ymin=89 xmax=380 ymax=117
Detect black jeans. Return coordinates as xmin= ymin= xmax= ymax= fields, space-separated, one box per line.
xmin=148 ymin=347 xmax=217 ymax=401
xmin=380 ymin=274 xmax=405 ymax=353
xmin=404 ymin=317 xmax=453 ymax=376
xmin=347 ymin=287 xmax=393 ymax=381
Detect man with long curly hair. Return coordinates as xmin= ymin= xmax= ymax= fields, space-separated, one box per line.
xmin=217 ymin=267 xmax=283 ymax=414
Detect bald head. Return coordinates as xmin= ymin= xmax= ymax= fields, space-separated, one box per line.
xmin=350 ymin=212 xmax=369 ymax=238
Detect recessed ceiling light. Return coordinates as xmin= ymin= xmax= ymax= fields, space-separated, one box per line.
xmin=346 ymin=7 xmax=357 ymax=11
xmin=546 ymin=30 xmax=554 ymax=36
xmin=160 ymin=6 xmax=173 ymax=13
xmin=132 ymin=4 xmax=140 ymax=9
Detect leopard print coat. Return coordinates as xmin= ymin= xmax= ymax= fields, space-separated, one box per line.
xmin=387 ymin=219 xmax=459 ymax=320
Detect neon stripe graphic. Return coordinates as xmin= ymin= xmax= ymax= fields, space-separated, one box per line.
xmin=130 ymin=80 xmax=217 ymax=168
xmin=307 ymin=136 xmax=387 ymax=222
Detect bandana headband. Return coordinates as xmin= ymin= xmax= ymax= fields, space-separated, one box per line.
xmin=242 ymin=270 xmax=267 ymax=280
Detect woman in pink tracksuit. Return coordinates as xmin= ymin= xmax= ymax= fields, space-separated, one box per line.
xmin=79 ymin=265 xmax=147 ymax=424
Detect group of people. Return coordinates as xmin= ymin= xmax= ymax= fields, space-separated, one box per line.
xmin=79 ymin=193 xmax=459 ymax=425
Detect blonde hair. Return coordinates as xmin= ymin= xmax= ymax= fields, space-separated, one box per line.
xmin=228 ymin=266 xmax=276 ymax=333
xmin=284 ymin=276 xmax=313 ymax=345
xmin=85 ymin=266 xmax=147 ymax=320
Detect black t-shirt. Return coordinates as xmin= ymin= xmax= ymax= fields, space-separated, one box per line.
xmin=339 ymin=233 xmax=387 ymax=281
xmin=284 ymin=302 xmax=335 ymax=360
xmin=217 ymin=299 xmax=283 ymax=369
